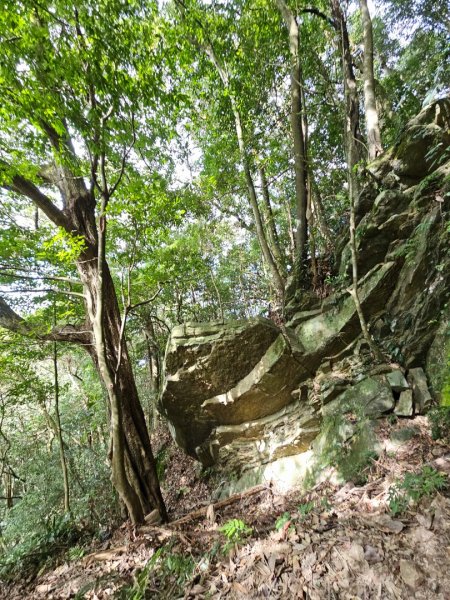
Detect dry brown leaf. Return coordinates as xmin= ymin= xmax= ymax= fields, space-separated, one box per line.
xmin=364 ymin=514 xmax=404 ymax=533
xmin=301 ymin=551 xmax=317 ymax=582
xmin=415 ymin=512 xmax=433 ymax=529
xmin=399 ymin=559 xmax=424 ymax=589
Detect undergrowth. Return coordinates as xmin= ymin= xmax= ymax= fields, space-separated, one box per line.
xmin=118 ymin=541 xmax=195 ymax=600
xmin=428 ymin=406 xmax=450 ymax=441
xmin=0 ymin=513 xmax=82 ymax=582
xmin=388 ymin=466 xmax=448 ymax=516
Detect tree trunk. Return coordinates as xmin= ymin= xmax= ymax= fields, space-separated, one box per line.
xmin=4 ymin=472 xmax=13 ymax=509
xmin=195 ymin=36 xmax=285 ymax=304
xmin=231 ymin=101 xmax=285 ymax=303
xmin=53 ymin=340 xmax=70 ymax=513
xmin=331 ymin=0 xmax=383 ymax=361
xmin=359 ymin=0 xmax=383 ymax=160
xmin=259 ymin=166 xmax=285 ymax=276
xmin=78 ymin=249 xmax=167 ymax=524
xmin=276 ymin=0 xmax=309 ymax=282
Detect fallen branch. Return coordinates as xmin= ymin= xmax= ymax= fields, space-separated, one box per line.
xmin=168 ymin=484 xmax=269 ymax=528
xmin=83 ymin=545 xmax=128 ymax=564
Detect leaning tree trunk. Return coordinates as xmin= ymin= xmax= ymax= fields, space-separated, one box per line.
xmin=359 ymin=0 xmax=383 ymax=160
xmin=77 ymin=248 xmax=167 ymax=524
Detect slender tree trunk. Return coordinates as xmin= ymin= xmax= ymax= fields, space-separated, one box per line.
xmin=4 ymin=472 xmax=13 ymax=509
xmin=53 ymin=340 xmax=70 ymax=513
xmin=284 ymin=197 xmax=296 ymax=263
xmin=310 ymin=181 xmax=333 ymax=250
xmin=331 ymin=0 xmax=383 ymax=361
xmin=359 ymin=0 xmax=383 ymax=160
xmin=231 ymin=103 xmax=285 ymax=302
xmin=197 ymin=39 xmax=285 ymax=303
xmin=259 ymin=166 xmax=285 ymax=276
xmin=276 ymin=0 xmax=308 ymax=282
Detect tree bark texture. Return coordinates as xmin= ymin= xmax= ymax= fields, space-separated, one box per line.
xmin=359 ymin=0 xmax=383 ymax=160
xmin=276 ymin=0 xmax=309 ymax=281
xmin=78 ymin=247 xmax=167 ymax=524
xmin=330 ymin=0 xmax=382 ymax=360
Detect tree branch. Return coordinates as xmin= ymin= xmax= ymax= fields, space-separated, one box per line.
xmin=1 ymin=163 xmax=70 ymax=231
xmin=0 ymin=296 xmax=91 ymax=345
xmin=300 ymin=7 xmax=335 ymax=29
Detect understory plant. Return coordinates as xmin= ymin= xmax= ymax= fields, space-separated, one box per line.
xmin=219 ymin=518 xmax=252 ymax=553
xmin=388 ymin=466 xmax=447 ymax=516
xmin=0 ymin=514 xmax=81 ymax=581
xmin=118 ymin=542 xmax=195 ymax=600
xmin=428 ymin=406 xmax=450 ymax=441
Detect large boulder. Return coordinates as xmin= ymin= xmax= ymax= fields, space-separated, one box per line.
xmin=294 ymin=262 xmax=397 ymax=358
xmin=160 ymin=262 xmax=400 ymax=469
xmin=159 ymin=317 xmax=309 ymax=462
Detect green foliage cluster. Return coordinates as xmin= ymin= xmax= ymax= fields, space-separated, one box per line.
xmin=0 ymin=342 xmax=120 ymax=580
xmin=219 ymin=518 xmax=252 ymax=553
xmin=388 ymin=466 xmax=447 ymax=516
xmin=428 ymin=406 xmax=450 ymax=441
xmin=274 ymin=502 xmax=315 ymax=532
xmin=0 ymin=514 xmax=81 ymax=581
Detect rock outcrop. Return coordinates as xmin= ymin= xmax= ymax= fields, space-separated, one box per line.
xmin=159 ymin=98 xmax=450 ymax=486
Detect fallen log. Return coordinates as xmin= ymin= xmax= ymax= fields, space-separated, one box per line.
xmin=168 ymin=483 xmax=270 ymax=528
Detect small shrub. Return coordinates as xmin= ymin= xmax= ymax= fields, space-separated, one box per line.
xmin=219 ymin=518 xmax=252 ymax=552
xmin=0 ymin=514 xmax=80 ymax=581
xmin=298 ymin=501 xmax=315 ymax=518
xmin=320 ymin=496 xmax=332 ymax=511
xmin=155 ymin=445 xmax=169 ymax=482
xmin=387 ymin=486 xmax=409 ymax=516
xmin=275 ymin=512 xmax=291 ymax=531
xmin=428 ymin=406 xmax=450 ymax=441
xmin=387 ymin=413 xmax=398 ymax=426
xmin=117 ymin=543 xmax=195 ymax=600
xmin=388 ymin=466 xmax=447 ymax=516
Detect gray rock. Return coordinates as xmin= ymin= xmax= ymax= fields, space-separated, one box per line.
xmin=204 ymin=400 xmax=320 ymax=471
xmin=160 ymin=318 xmax=310 ymax=462
xmin=394 ymin=390 xmax=414 ymax=417
xmin=296 ymin=262 xmax=397 ymax=358
xmin=391 ymin=426 xmax=419 ymax=442
xmin=407 ymin=367 xmax=432 ymax=414
xmin=322 ymin=376 xmax=395 ymax=419
xmin=387 ymin=370 xmax=409 ymax=392
xmin=160 ymin=317 xmax=280 ymax=455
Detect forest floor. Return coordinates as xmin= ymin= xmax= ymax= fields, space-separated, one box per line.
xmin=2 ymin=415 xmax=450 ymax=599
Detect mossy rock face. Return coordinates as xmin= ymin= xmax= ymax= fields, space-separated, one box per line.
xmin=322 ymin=376 xmax=395 ymax=419
xmin=370 ymin=98 xmax=450 ymax=181
xmin=426 ymin=304 xmax=450 ymax=402
xmin=159 ymin=99 xmax=450 ymax=484
xmin=312 ymin=408 xmax=379 ymax=485
xmin=391 ymin=426 xmax=420 ymax=443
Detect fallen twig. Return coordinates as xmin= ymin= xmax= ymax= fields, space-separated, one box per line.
xmin=168 ymin=484 xmax=269 ymax=528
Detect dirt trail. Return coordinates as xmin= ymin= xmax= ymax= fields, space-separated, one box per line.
xmin=2 ymin=417 xmax=449 ymax=599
